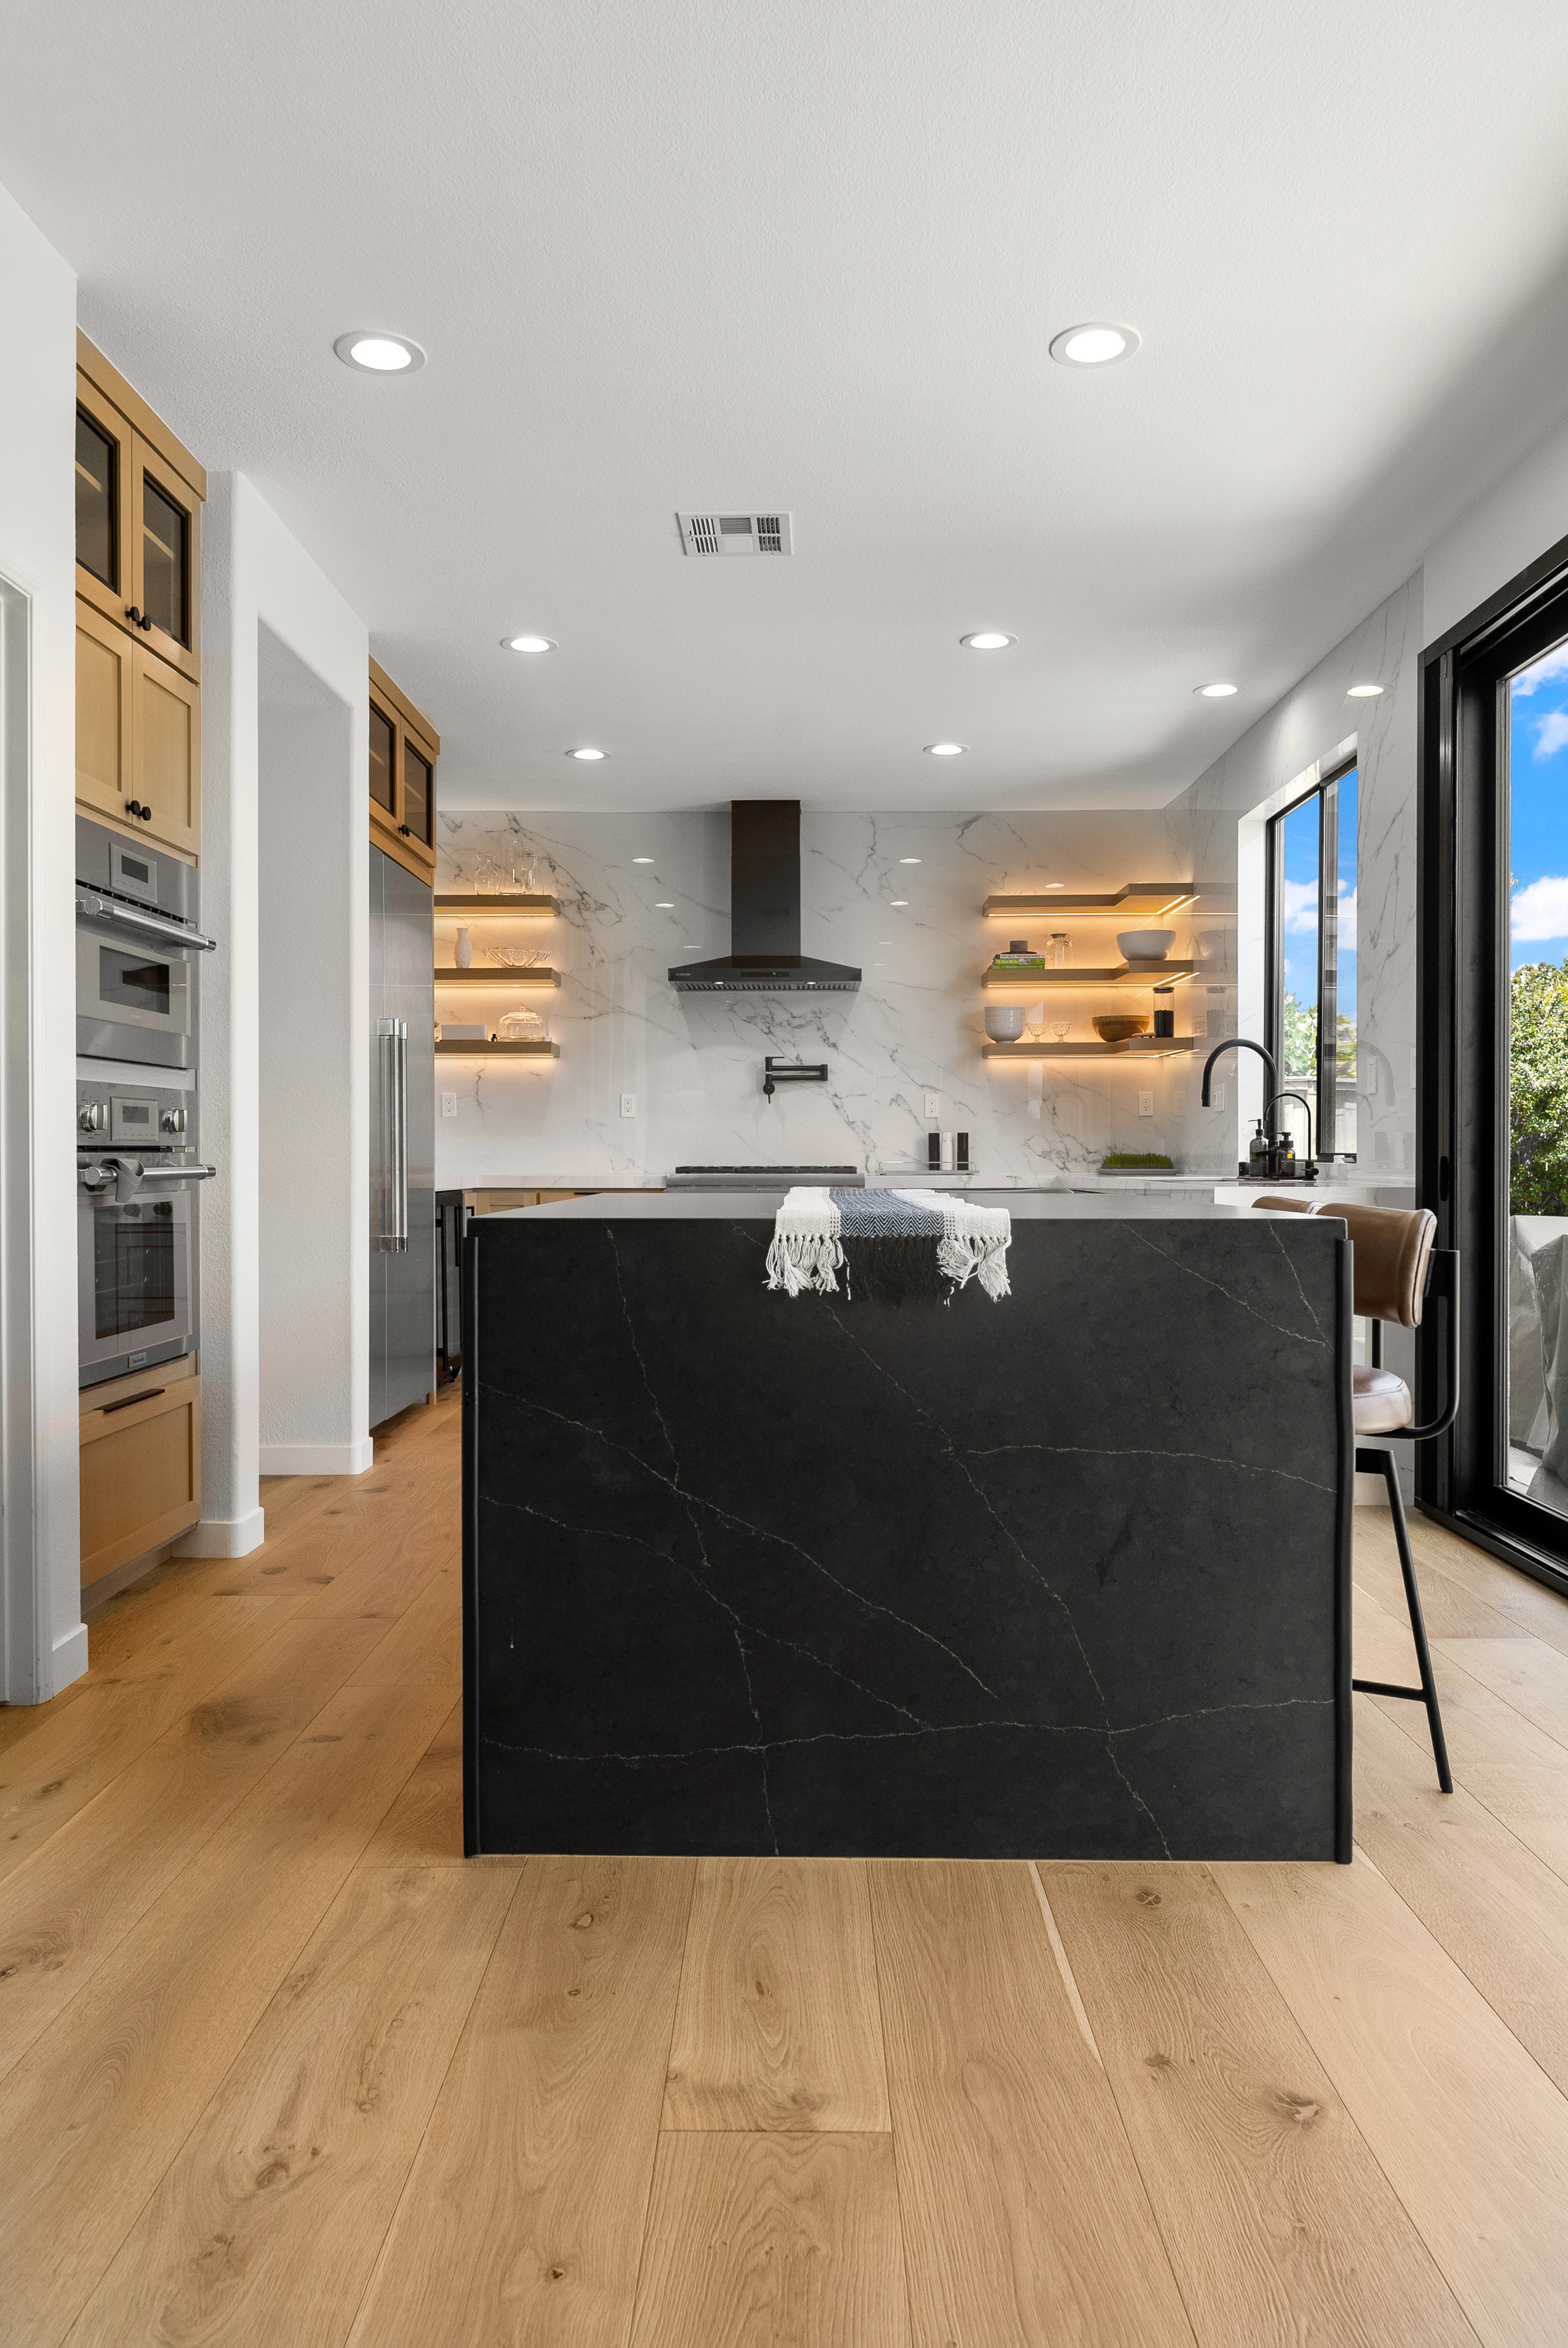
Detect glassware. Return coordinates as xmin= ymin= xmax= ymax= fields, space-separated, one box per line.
xmin=498 ymin=1008 xmax=546 ymax=1043
xmin=1047 ymin=933 xmax=1070 ymax=968
xmin=1051 ymin=1014 xmax=1071 ymax=1043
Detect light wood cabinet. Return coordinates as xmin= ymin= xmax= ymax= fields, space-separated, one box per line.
xmin=369 ymin=657 xmax=440 ymax=882
xmin=76 ymin=603 xmax=200 ymax=856
xmin=75 ymin=345 xmax=204 ymax=685
xmin=76 ymin=599 xmax=134 ymax=814
xmin=133 ymin=645 xmax=200 ymax=853
xmin=75 ymin=336 xmax=205 ymax=860
xmin=79 ymin=1359 xmax=201 ymax=1584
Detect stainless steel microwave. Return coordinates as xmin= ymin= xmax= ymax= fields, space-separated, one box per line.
xmin=76 ymin=815 xmax=216 ymax=1068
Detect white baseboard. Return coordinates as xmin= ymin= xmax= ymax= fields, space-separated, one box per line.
xmin=258 ymin=1439 xmax=374 ymax=1477
xmin=175 ymin=1507 xmax=267 ymax=1558
xmin=49 ymin=1622 xmax=89 ymax=1692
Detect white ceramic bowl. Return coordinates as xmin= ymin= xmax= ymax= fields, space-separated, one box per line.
xmin=984 ymin=1003 xmax=1026 ymax=1042
xmin=1116 ymin=927 xmax=1174 ymax=960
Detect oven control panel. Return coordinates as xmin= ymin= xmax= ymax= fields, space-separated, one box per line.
xmin=76 ymin=1079 xmax=197 ymax=1155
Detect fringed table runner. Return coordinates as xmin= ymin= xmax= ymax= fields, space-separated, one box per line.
xmin=765 ymin=1187 xmax=1012 ymax=1303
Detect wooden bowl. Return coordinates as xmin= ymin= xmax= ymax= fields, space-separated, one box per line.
xmin=1093 ymin=1013 xmax=1149 ymax=1043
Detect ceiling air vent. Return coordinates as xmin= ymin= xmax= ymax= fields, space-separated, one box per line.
xmin=677 ymin=511 xmax=793 ymax=557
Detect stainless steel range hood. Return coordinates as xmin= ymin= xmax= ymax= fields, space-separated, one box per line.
xmin=668 ymin=800 xmax=861 ymax=993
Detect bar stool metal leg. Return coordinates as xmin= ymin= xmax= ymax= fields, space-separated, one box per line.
xmin=1350 ymin=1445 xmax=1454 ymax=1793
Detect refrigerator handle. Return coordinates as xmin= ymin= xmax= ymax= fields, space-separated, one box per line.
xmin=376 ymin=1018 xmax=410 ymax=1253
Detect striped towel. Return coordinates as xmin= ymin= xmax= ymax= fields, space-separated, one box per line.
xmin=765 ymin=1187 xmax=1011 ymax=1302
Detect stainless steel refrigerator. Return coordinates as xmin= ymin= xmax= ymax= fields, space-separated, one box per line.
xmin=370 ymin=844 xmax=435 ymax=1425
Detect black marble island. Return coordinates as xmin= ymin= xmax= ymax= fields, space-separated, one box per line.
xmin=462 ymin=1192 xmax=1353 ymax=1863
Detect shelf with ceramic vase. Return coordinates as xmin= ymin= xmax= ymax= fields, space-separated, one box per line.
xmin=434 ymin=892 xmax=560 ymax=917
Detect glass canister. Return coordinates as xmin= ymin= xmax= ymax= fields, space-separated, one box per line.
xmin=498 ymin=1008 xmax=548 ymax=1043
xmin=1153 ymin=986 xmax=1175 ymax=1038
xmin=1047 ymin=933 xmax=1070 ymax=967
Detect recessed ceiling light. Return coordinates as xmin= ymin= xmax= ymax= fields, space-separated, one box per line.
xmin=1196 ymin=683 xmax=1238 ymax=699
xmin=899 ymin=857 xmax=922 ymax=865
xmin=961 ymin=632 xmax=1015 ymax=652
xmin=1045 ymin=882 xmax=1065 ymax=889
xmin=568 ymin=747 xmax=606 ymax=760
xmin=333 ymin=331 xmax=425 ymax=374
xmin=924 ymin=742 xmax=966 ymax=756
xmin=633 ymin=856 xmax=654 ymax=864
xmin=1049 ymin=323 xmax=1140 ymax=368
xmin=890 ymin=899 xmax=909 ymax=907
xmin=1347 ymin=682 xmax=1384 ymax=698
xmin=654 ymin=900 xmax=674 ymax=908
xmin=505 ymin=634 xmax=556 ymax=654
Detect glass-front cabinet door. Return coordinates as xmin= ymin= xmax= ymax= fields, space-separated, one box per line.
xmin=130 ymin=437 xmax=200 ymax=683
xmin=75 ymin=373 xmax=202 ymax=685
xmin=369 ymin=700 xmax=396 ymax=820
xmin=75 ymin=375 xmax=133 ymax=631
xmin=403 ymin=738 xmax=434 ymax=849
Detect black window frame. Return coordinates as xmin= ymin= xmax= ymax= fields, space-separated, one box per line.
xmin=1265 ymin=756 xmax=1356 ymax=1163
xmin=1418 ymin=527 xmax=1568 ymax=1597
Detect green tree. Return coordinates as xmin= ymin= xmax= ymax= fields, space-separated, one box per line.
xmin=1510 ymin=958 xmax=1568 ymax=1213
xmin=1280 ymin=989 xmax=1317 ymax=1079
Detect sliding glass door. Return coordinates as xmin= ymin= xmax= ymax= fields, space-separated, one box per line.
xmin=1421 ymin=541 xmax=1568 ymax=1587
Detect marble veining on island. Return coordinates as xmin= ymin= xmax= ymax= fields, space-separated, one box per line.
xmin=464 ymin=1200 xmax=1353 ymax=1863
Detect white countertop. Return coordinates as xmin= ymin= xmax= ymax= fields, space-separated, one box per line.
xmin=500 ymin=1189 xmax=1295 ymax=1222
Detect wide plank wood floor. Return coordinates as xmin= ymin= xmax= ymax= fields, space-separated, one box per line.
xmin=4 ymin=1384 xmax=1568 ymax=2344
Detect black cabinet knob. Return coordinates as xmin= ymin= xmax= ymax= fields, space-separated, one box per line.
xmin=125 ymin=605 xmax=140 ymax=626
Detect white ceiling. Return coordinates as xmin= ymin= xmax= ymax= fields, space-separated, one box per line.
xmin=8 ymin=1 xmax=1568 ymax=811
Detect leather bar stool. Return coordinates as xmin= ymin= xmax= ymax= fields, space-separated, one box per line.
xmin=1315 ymin=1199 xmax=1459 ymax=1792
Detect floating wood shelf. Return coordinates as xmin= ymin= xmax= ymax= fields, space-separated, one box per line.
xmin=982 ymin=960 xmax=1197 ymax=989
xmin=434 ymin=1038 xmax=560 ymax=1058
xmin=435 ymin=967 xmax=562 ymax=987
xmin=984 ymin=884 xmax=1197 ymax=917
xmin=982 ymin=1037 xmax=1197 ymax=1060
xmin=435 ymin=893 xmax=560 ymax=917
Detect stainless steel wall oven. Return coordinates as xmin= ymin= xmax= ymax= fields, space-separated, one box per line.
xmin=77 ymin=1075 xmax=214 ymax=1386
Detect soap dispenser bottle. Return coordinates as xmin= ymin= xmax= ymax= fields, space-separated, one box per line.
xmin=1248 ymin=1121 xmax=1270 ymax=1178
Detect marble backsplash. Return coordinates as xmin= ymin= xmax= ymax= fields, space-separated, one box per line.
xmin=433 ymin=807 xmax=1242 ymax=1186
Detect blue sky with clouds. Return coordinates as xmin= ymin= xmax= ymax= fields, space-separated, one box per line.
xmin=1280 ymin=772 xmax=1357 ymax=1028
xmin=1510 ymin=640 xmax=1568 ymax=970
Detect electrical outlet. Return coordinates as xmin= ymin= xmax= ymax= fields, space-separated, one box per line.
xmin=1209 ymin=1083 xmax=1226 ymax=1111
xmin=440 ymin=1092 xmax=458 ymax=1119
xmin=924 ymin=1092 xmax=941 ymax=1121
xmin=620 ymin=1092 xmax=636 ymax=1118
xmin=1137 ymin=1090 xmax=1154 ymax=1118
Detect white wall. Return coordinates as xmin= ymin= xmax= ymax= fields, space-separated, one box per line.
xmin=188 ymin=474 xmax=370 ymax=1553
xmin=1425 ymin=409 xmax=1568 ymax=646
xmin=1168 ymin=575 xmax=1423 ymax=1180
xmin=258 ymin=631 xmax=369 ymax=1473
xmin=0 ymin=183 xmax=86 ymax=1702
